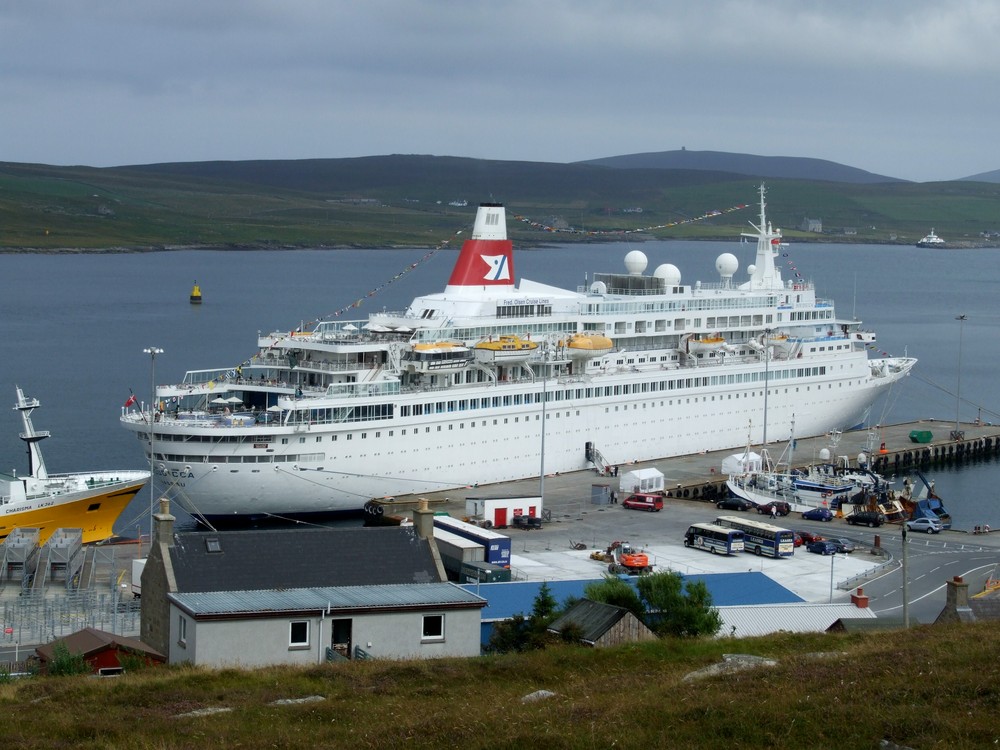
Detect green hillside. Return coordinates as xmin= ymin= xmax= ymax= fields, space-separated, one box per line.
xmin=2 ymin=622 xmax=997 ymax=748
xmin=2 ymin=157 xmax=999 ymax=250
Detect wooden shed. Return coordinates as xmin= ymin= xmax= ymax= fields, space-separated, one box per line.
xmin=547 ymin=599 xmax=656 ymax=648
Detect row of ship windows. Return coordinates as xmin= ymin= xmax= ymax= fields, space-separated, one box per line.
xmin=146 ymin=365 xmax=831 ymax=444
xmin=151 ymin=376 xmax=852 ymax=462
xmin=398 ymin=366 xmax=828 ymax=417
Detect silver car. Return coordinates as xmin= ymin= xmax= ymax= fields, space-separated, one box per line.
xmin=906 ymin=518 xmax=943 ymax=534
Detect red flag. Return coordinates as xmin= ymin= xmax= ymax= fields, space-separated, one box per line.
xmin=124 ymin=394 xmax=137 ymax=408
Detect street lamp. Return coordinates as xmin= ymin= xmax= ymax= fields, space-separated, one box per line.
xmin=952 ymin=315 xmax=966 ymax=440
xmin=762 ymin=328 xmax=772 ymax=445
xmin=143 ymin=347 xmax=163 ymax=534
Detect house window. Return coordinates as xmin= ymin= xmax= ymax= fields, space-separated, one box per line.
xmin=289 ymin=620 xmax=310 ymax=648
xmin=422 ymin=614 xmax=444 ymax=641
xmin=178 ymin=614 xmax=187 ymax=647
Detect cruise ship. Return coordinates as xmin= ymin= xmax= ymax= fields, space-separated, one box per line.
xmin=120 ymin=188 xmax=916 ymax=523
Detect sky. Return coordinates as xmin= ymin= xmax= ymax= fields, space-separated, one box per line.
xmin=2 ymin=1 xmax=997 ymax=182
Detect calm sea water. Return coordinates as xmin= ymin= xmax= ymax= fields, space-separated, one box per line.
xmin=2 ymin=239 xmax=998 ymax=534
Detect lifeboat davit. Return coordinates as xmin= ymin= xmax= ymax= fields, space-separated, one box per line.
xmin=474 ymin=335 xmax=539 ymax=364
xmin=563 ymin=333 xmax=614 ymax=361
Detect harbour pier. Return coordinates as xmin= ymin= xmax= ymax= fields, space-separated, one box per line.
xmin=406 ymin=419 xmax=1000 ymax=519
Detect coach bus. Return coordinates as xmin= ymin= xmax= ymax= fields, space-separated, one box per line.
xmin=714 ymin=515 xmax=796 ymax=558
xmin=683 ymin=523 xmax=745 ymax=555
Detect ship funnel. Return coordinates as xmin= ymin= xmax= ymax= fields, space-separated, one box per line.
xmin=445 ymin=203 xmax=514 ymax=291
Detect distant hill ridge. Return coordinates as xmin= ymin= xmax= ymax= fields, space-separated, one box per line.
xmin=576 ymin=149 xmax=905 ymax=184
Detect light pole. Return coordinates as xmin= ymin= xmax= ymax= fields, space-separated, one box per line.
xmin=762 ymin=328 xmax=771 ymax=445
xmin=829 ymin=551 xmax=836 ymax=603
xmin=143 ymin=347 xmax=163 ymax=535
xmin=902 ymin=523 xmax=910 ymax=628
xmin=952 ymin=315 xmax=966 ymax=440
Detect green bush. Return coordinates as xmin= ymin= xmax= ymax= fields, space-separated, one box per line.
xmin=46 ymin=642 xmax=90 ymax=677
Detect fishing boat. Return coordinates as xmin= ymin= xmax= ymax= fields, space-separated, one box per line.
xmin=916 ymin=229 xmax=946 ymax=248
xmin=2 ymin=387 xmax=149 ymax=544
xmin=899 ymin=472 xmax=952 ymax=528
xmin=120 ymin=188 xmax=917 ymax=523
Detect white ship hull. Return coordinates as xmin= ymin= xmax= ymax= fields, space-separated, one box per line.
xmin=121 ymin=191 xmax=915 ymax=521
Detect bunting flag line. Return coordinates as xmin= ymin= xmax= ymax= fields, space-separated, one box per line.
xmin=210 ymin=200 xmax=751 ymax=388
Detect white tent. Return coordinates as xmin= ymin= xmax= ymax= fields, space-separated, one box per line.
xmin=619 ymin=467 xmax=665 ymax=495
xmin=721 ymin=451 xmax=763 ymax=476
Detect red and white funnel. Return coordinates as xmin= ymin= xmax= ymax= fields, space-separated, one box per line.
xmin=445 ymin=203 xmax=514 ymax=292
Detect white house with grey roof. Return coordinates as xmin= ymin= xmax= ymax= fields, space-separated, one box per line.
xmin=141 ymin=498 xmax=485 ymax=666
xmin=169 ymin=582 xmax=485 ymax=667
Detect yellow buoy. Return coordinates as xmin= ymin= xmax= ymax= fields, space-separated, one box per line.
xmin=190 ymin=281 xmax=202 ymax=304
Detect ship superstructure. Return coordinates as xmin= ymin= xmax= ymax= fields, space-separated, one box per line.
xmin=121 ymin=190 xmax=915 ymax=522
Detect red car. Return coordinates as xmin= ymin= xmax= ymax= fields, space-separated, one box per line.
xmin=795 ymin=529 xmax=824 ymax=545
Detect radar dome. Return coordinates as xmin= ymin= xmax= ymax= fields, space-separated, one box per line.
xmin=818 ymin=448 xmax=831 ymax=462
xmin=747 ymin=264 xmax=757 ymax=276
xmin=715 ymin=253 xmax=739 ymax=278
xmin=589 ymin=280 xmax=607 ymax=294
xmin=653 ymin=263 xmax=681 ymax=286
xmin=624 ymin=250 xmax=648 ymax=275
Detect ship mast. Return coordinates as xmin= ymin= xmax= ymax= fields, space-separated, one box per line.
xmin=739 ymin=184 xmax=784 ymax=292
xmin=14 ymin=386 xmax=50 ymax=479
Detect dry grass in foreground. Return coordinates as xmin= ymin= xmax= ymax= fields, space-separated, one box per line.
xmin=0 ymin=621 xmax=997 ymax=749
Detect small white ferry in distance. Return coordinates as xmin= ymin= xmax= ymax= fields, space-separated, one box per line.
xmin=120 ymin=187 xmax=917 ymax=523
xmin=916 ymin=229 xmax=946 ymax=248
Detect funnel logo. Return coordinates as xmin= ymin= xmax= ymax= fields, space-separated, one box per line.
xmin=481 ymin=254 xmax=510 ymax=281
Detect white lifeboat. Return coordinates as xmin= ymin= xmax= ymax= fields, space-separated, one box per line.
xmin=686 ymin=334 xmax=727 ymax=354
xmin=563 ymin=333 xmax=614 ymax=361
xmin=474 ymin=335 xmax=539 ymax=364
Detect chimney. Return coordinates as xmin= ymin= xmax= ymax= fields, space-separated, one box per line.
xmin=946 ymin=575 xmax=969 ymax=610
xmin=851 ymin=587 xmax=870 ymax=608
xmin=412 ymin=499 xmax=447 ymax=582
xmin=154 ymin=496 xmax=176 ymax=547
xmin=412 ymin=498 xmax=435 ymax=540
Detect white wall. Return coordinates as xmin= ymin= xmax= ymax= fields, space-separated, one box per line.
xmin=169 ymin=605 xmax=482 ymax=668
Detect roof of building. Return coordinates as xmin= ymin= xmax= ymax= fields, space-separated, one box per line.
xmin=167 ymin=526 xmax=441 ymax=593
xmin=548 ymin=599 xmax=641 ymax=643
xmin=463 ymin=572 xmax=801 ymax=622
xmin=828 ymin=616 xmax=907 ymax=633
xmin=717 ymin=603 xmax=875 ymax=639
xmin=35 ymin=627 xmax=166 ymax=662
xmin=169 ymin=582 xmax=485 ymax=617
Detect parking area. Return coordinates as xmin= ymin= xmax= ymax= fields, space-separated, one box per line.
xmin=420 ymin=479 xmax=886 ymax=603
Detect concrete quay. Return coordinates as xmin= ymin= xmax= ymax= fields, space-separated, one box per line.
xmin=389 ymin=420 xmax=1000 ymax=605
xmin=405 ymin=419 xmax=1000 ymax=527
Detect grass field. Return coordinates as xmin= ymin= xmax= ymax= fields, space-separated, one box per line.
xmin=1 ymin=621 xmax=997 ymax=749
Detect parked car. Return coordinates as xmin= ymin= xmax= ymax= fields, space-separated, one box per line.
xmin=807 ymin=540 xmax=838 ymax=555
xmin=846 ymin=511 xmax=886 ymax=527
xmin=754 ymin=500 xmax=791 ymax=517
xmin=828 ymin=538 xmax=857 ymax=553
xmin=906 ymin=517 xmax=943 ymax=534
xmin=792 ymin=532 xmax=804 ymax=547
xmin=801 ymin=507 xmax=834 ymax=522
xmin=717 ymin=496 xmax=754 ymax=512
xmin=795 ymin=529 xmax=824 ymax=545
